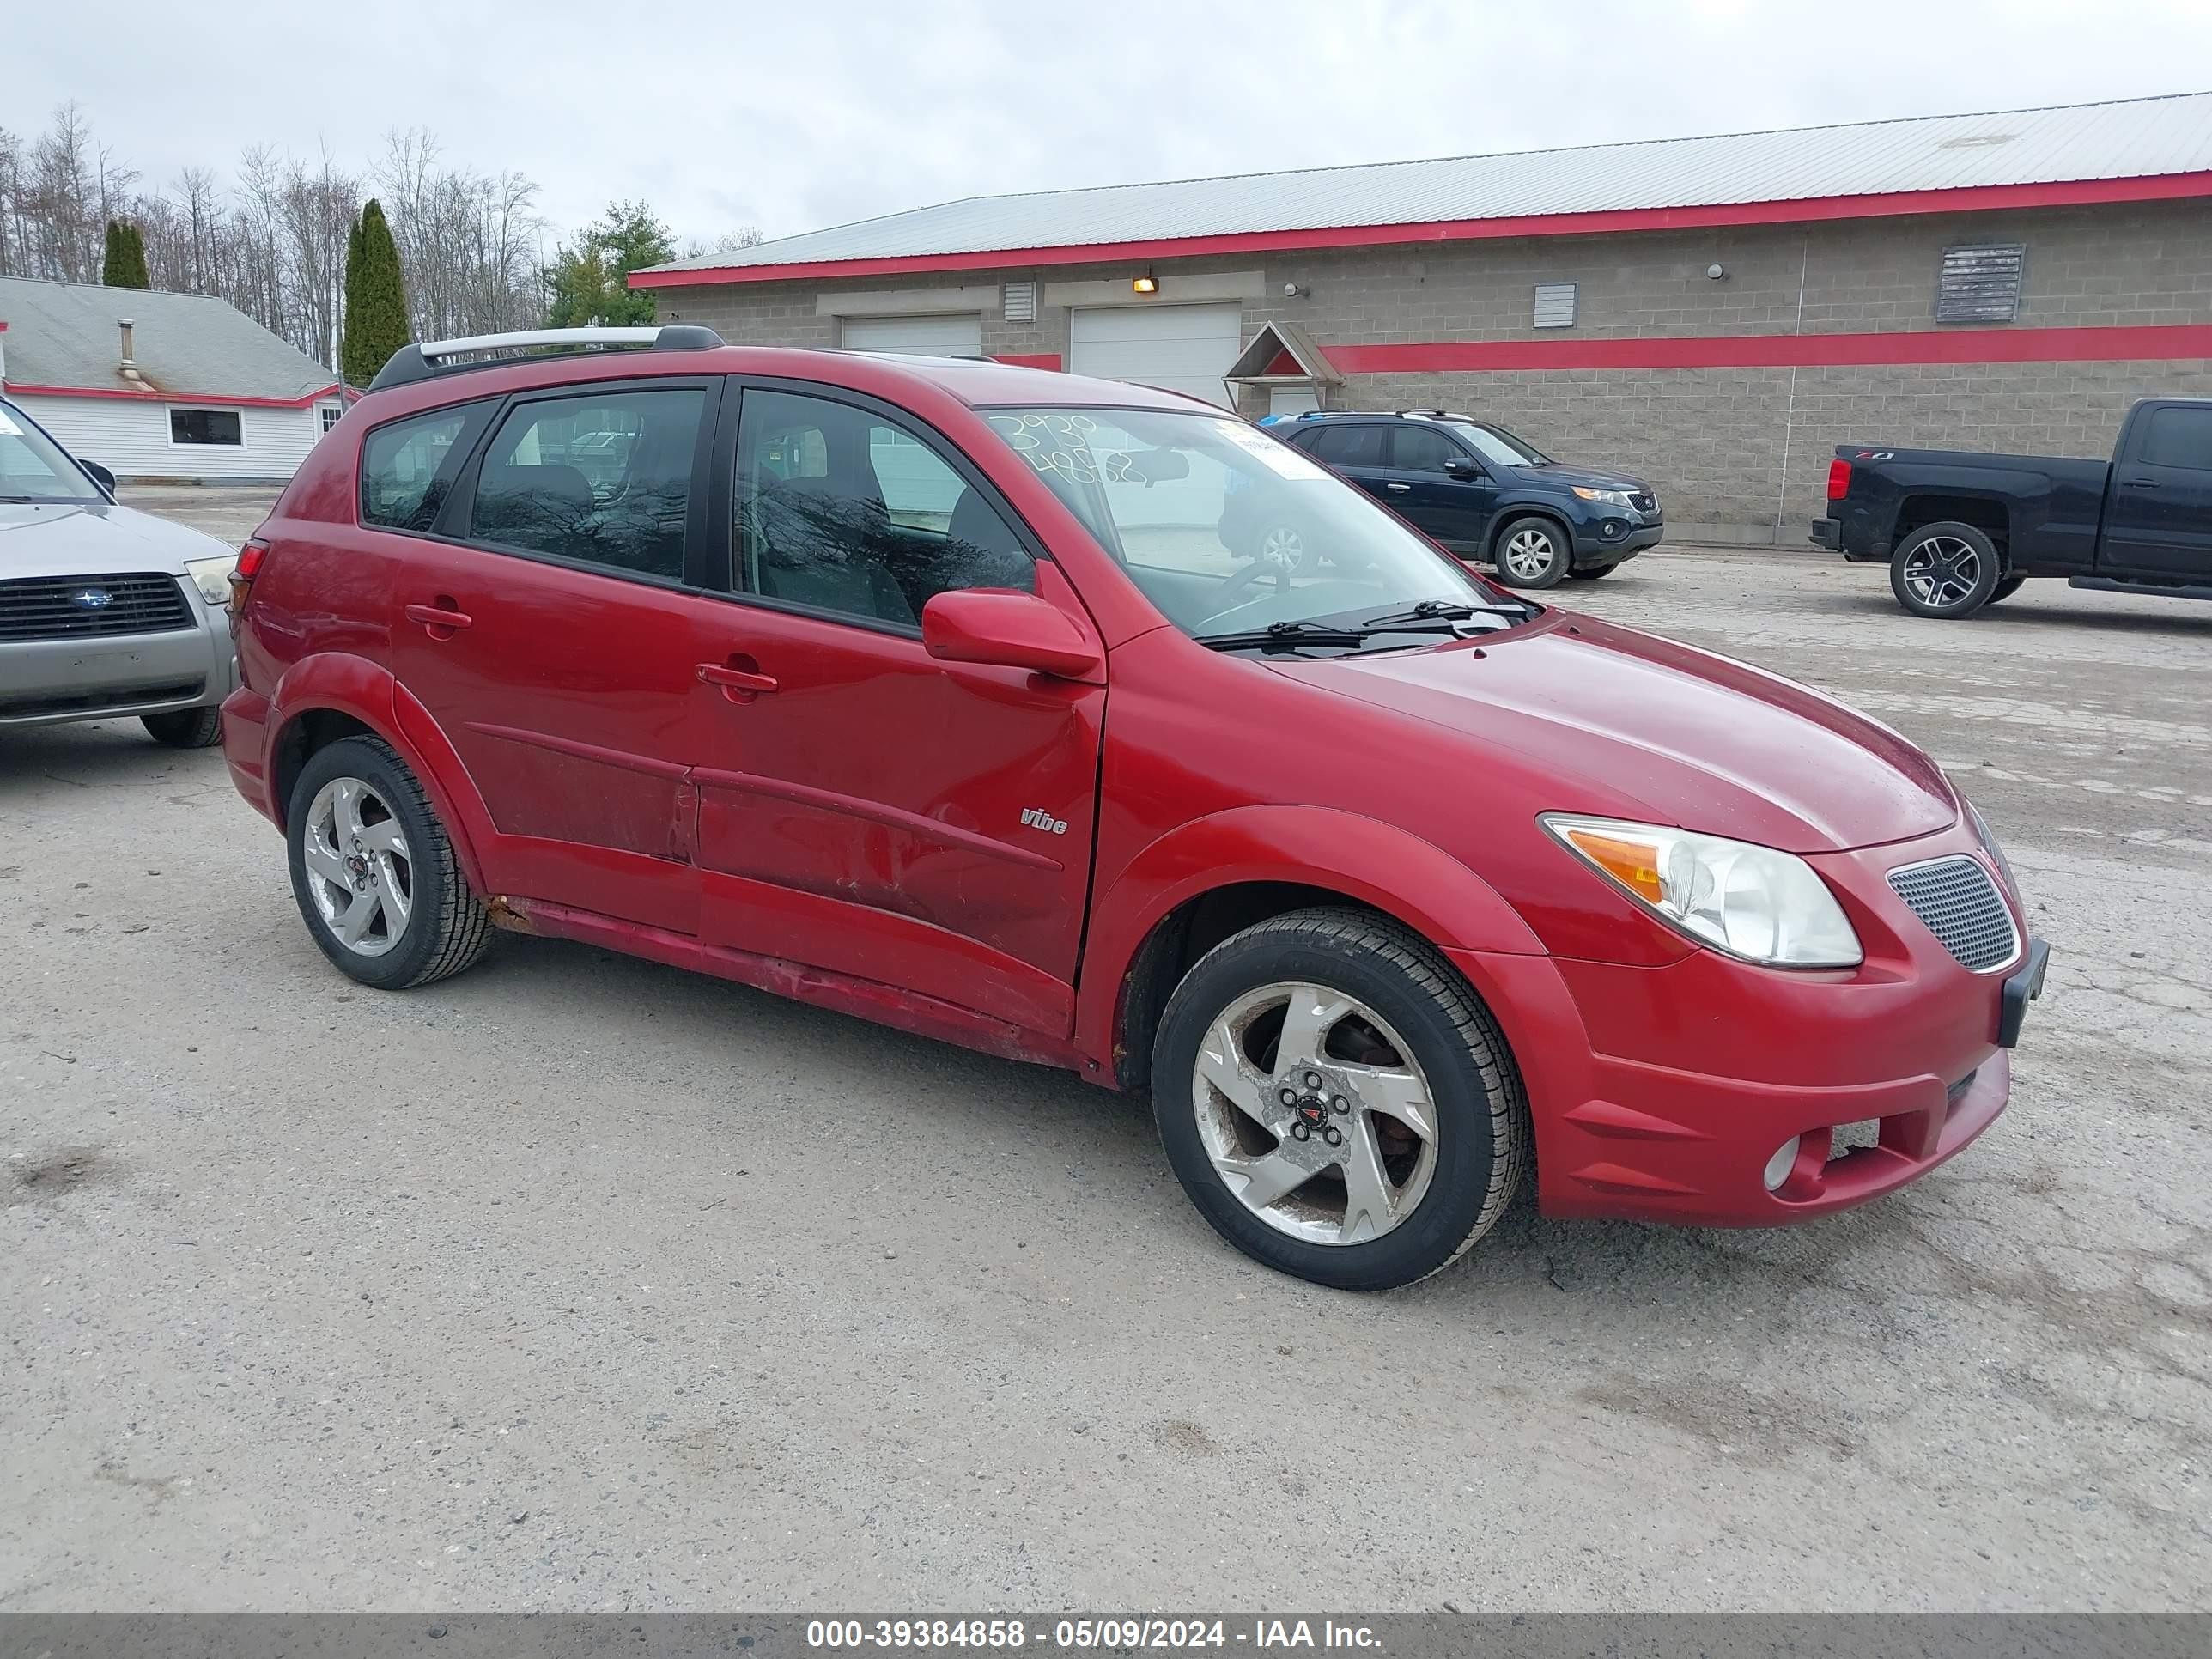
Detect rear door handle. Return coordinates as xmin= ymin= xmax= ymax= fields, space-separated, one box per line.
xmin=1385 ymin=482 xmax=1411 ymax=492
xmin=2121 ymin=477 xmax=2160 ymax=489
xmin=404 ymin=602 xmax=472 ymax=633
xmin=697 ymin=661 xmax=779 ymax=697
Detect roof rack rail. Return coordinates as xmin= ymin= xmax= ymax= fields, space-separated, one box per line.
xmin=366 ymin=325 xmax=726 ymax=393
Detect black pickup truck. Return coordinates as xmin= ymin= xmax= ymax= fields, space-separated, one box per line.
xmin=1812 ymin=397 xmax=2212 ymax=618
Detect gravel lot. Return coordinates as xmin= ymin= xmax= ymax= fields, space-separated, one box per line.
xmin=3 ymin=489 xmax=2208 ymax=1612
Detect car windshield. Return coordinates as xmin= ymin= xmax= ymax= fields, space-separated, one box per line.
xmin=0 ymin=403 xmax=105 ymax=504
xmin=1447 ymin=421 xmax=1550 ymax=467
xmin=983 ymin=406 xmax=1517 ymax=644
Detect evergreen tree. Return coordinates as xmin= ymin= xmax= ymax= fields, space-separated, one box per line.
xmin=342 ymin=199 xmax=411 ymax=384
xmin=543 ymin=202 xmax=676 ymax=327
xmin=102 ymin=220 xmax=150 ymax=288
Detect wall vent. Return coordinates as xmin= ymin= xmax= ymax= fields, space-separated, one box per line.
xmin=1936 ymin=245 xmax=2026 ymax=323
xmin=1533 ymin=283 xmax=1577 ymax=329
xmin=1003 ymin=282 xmax=1036 ymax=324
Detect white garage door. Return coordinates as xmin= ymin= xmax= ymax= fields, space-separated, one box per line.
xmin=838 ymin=313 xmax=983 ymax=356
xmin=1069 ymin=304 xmax=1243 ymax=406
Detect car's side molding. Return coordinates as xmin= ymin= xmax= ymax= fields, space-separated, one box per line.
xmin=1074 ymin=805 xmax=1547 ymax=1075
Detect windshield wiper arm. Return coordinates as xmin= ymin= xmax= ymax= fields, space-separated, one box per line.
xmin=1198 ymin=617 xmax=1471 ymax=653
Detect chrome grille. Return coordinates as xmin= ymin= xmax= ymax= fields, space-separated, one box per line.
xmin=0 ymin=573 xmax=196 ymax=641
xmin=1887 ymin=855 xmax=2019 ymax=972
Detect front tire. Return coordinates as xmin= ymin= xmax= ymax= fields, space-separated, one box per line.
xmin=1151 ymin=908 xmax=1528 ymax=1291
xmin=1891 ymin=522 xmax=2002 ymax=618
xmin=142 ymin=707 xmax=222 ymax=748
xmin=287 ymin=735 xmax=491 ymax=990
xmin=1491 ymin=517 xmax=1571 ymax=589
xmin=1565 ymin=563 xmax=1617 ymax=581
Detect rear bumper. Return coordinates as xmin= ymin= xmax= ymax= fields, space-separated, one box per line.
xmin=221 ymin=684 xmax=280 ymax=826
xmin=1444 ymin=824 xmax=2032 ymax=1227
xmin=1810 ymin=516 xmax=1842 ymax=551
xmin=0 ymin=619 xmax=235 ymax=728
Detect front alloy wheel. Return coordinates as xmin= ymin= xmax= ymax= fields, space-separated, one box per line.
xmin=1194 ymin=982 xmax=1439 ymax=1247
xmin=1152 ymin=908 xmax=1528 ymax=1291
xmin=1256 ymin=523 xmax=1307 ymax=571
xmin=1492 ymin=516 xmax=1571 ymax=589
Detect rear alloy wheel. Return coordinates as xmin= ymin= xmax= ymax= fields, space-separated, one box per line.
xmin=142 ymin=707 xmax=223 ymax=748
xmin=1152 ymin=908 xmax=1528 ymax=1291
xmin=1492 ymin=517 xmax=1571 ymax=589
xmin=288 ymin=735 xmax=491 ymax=990
xmin=1891 ymin=522 xmax=2002 ymax=618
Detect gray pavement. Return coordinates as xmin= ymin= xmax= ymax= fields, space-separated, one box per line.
xmin=3 ymin=507 xmax=2208 ymax=1612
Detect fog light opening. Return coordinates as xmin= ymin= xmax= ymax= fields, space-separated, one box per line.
xmin=1763 ymin=1136 xmax=1802 ymax=1193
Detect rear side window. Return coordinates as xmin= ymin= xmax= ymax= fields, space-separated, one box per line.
xmin=362 ymin=406 xmax=484 ymax=532
xmin=1301 ymin=424 xmax=1388 ymax=467
xmin=468 ymin=387 xmax=706 ymax=581
xmin=2139 ymin=406 xmax=2212 ymax=471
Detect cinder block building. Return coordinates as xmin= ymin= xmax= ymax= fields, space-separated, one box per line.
xmin=635 ymin=92 xmax=2212 ymax=544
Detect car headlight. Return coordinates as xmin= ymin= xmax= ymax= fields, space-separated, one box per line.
xmin=1572 ymin=487 xmax=1634 ymax=507
xmin=1964 ymin=798 xmax=2021 ymax=901
xmin=184 ymin=555 xmax=236 ymax=608
xmin=1541 ymin=814 xmax=1863 ymax=968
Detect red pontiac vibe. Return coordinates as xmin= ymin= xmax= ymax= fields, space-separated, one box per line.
xmin=219 ymin=327 xmax=2048 ymax=1291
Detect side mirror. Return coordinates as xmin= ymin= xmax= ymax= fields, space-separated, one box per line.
xmin=921 ymin=588 xmax=1102 ymax=681
xmin=78 ymin=459 xmax=118 ymax=493
xmin=1443 ymin=457 xmax=1480 ymax=481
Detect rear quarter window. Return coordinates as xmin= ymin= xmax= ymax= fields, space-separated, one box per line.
xmin=362 ymin=404 xmax=491 ymax=532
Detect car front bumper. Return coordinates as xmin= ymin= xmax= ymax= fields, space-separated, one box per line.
xmin=1449 ymin=823 xmax=2039 ymax=1227
xmin=0 ymin=608 xmax=236 ymax=730
xmin=1574 ymin=511 xmax=1663 ymax=564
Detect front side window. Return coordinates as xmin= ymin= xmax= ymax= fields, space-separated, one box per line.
xmin=1392 ymin=425 xmax=1468 ymax=473
xmin=985 ymin=407 xmax=1503 ymax=643
xmin=171 ymin=408 xmax=242 ymax=447
xmin=734 ymin=389 xmax=1032 ymax=628
xmin=0 ymin=402 xmax=103 ymax=503
xmin=362 ymin=405 xmax=483 ymax=532
xmin=468 ymin=387 xmax=704 ymax=580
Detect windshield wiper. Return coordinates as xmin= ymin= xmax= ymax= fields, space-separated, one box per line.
xmin=1360 ymin=598 xmax=1532 ymax=626
xmin=1198 ymin=617 xmax=1470 ymax=653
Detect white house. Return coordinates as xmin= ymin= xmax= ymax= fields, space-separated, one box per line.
xmin=0 ymin=275 xmax=347 ymax=483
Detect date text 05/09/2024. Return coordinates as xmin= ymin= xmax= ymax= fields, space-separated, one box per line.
xmin=805 ymin=1619 xmax=1383 ymax=1650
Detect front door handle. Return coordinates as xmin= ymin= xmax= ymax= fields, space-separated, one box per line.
xmin=2121 ymin=477 xmax=2160 ymax=489
xmin=697 ymin=660 xmax=779 ymax=700
xmin=404 ymin=601 xmax=472 ymax=635
xmin=1385 ymin=482 xmax=1411 ymax=492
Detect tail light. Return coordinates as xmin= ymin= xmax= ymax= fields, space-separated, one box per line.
xmin=1826 ymin=459 xmax=1852 ymax=501
xmin=228 ymin=537 xmax=269 ymax=618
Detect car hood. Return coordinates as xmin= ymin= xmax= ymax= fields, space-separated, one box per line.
xmin=1270 ymin=612 xmax=1955 ymax=854
xmin=0 ymin=500 xmax=234 ymax=576
xmin=1512 ymin=463 xmax=1650 ymax=493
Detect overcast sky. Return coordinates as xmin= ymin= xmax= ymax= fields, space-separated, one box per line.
xmin=14 ymin=0 xmax=2209 ymax=251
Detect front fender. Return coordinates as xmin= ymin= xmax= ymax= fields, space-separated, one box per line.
xmin=1074 ymin=805 xmax=1546 ymax=1070
xmin=262 ymin=655 xmax=492 ymax=896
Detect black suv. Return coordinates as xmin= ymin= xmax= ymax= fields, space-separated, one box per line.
xmin=1242 ymin=410 xmax=1662 ymax=588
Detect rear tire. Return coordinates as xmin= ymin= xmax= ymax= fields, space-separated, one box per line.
xmin=1491 ymin=517 xmax=1571 ymax=589
xmin=142 ymin=707 xmax=222 ymax=748
xmin=287 ymin=735 xmax=491 ymax=991
xmin=1151 ymin=908 xmax=1528 ymax=1291
xmin=1891 ymin=522 xmax=2002 ymax=618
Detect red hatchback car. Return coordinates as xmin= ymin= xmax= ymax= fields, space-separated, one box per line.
xmin=221 ymin=326 xmax=2047 ymax=1291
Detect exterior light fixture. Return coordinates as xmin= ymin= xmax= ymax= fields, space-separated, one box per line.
xmin=1132 ymin=271 xmax=1159 ymax=295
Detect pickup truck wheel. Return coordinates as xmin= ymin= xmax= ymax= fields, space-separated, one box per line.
xmin=142 ymin=707 xmax=223 ymax=748
xmin=1988 ymin=575 xmax=2027 ymax=605
xmin=1892 ymin=522 xmax=2002 ymax=618
xmin=1492 ymin=517 xmax=1571 ymax=589
xmin=1151 ymin=908 xmax=1528 ymax=1291
xmin=287 ymin=735 xmax=492 ymax=991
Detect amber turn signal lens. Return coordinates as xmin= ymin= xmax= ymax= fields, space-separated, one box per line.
xmin=1560 ymin=828 xmax=1666 ymax=904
